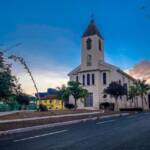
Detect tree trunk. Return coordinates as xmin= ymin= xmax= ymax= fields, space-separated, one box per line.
xmin=74 ymin=99 xmax=77 ymax=110
xmin=115 ymin=98 xmax=118 ymax=111
xmin=84 ymin=98 xmax=86 ymax=107
xmin=133 ymin=98 xmax=136 ymax=108
xmin=143 ymin=96 xmax=148 ymax=110
xmin=130 ymin=99 xmax=133 ymax=108
xmin=144 ymin=96 xmax=148 ymax=105
xmin=136 ymin=97 xmax=138 ymax=108
xmin=141 ymin=95 xmax=144 ymax=110
xmin=62 ymin=100 xmax=64 ymax=109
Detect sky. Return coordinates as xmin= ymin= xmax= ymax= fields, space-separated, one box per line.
xmin=0 ymin=0 xmax=150 ymax=95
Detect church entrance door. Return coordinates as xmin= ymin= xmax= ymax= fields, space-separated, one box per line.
xmin=85 ymin=93 xmax=93 ymax=107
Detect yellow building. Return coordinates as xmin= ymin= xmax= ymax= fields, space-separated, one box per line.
xmin=37 ymin=98 xmax=64 ymax=110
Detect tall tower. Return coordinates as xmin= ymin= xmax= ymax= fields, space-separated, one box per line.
xmin=81 ymin=19 xmax=104 ymax=71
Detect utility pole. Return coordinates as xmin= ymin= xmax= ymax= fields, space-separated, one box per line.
xmin=9 ymin=55 xmax=41 ymax=105
xmin=0 ymin=43 xmax=22 ymax=61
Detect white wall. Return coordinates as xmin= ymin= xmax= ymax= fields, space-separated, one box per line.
xmin=69 ymin=67 xmax=150 ymax=110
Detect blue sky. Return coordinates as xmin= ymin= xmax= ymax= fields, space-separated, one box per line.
xmin=0 ymin=0 xmax=150 ymax=94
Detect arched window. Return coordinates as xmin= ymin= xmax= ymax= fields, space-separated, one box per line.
xmin=87 ymin=54 xmax=92 ymax=66
xmin=82 ymin=74 xmax=85 ymax=85
xmin=86 ymin=38 xmax=92 ymax=50
xmin=103 ymin=72 xmax=107 ymax=85
xmin=92 ymin=74 xmax=95 ymax=85
xmin=87 ymin=74 xmax=90 ymax=85
xmin=123 ymin=83 xmax=128 ymax=91
xmin=76 ymin=76 xmax=79 ymax=82
xmin=99 ymin=40 xmax=102 ymax=51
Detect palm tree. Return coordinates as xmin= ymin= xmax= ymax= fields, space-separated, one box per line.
xmin=57 ymin=85 xmax=70 ymax=108
xmin=135 ymin=80 xmax=150 ymax=109
xmin=128 ymin=85 xmax=138 ymax=108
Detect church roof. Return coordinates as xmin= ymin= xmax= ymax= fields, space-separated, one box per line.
xmin=68 ymin=62 xmax=136 ymax=81
xmin=82 ymin=19 xmax=103 ymax=39
xmin=68 ymin=65 xmax=81 ymax=76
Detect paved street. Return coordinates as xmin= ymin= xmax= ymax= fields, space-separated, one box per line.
xmin=0 ymin=112 xmax=150 ymax=150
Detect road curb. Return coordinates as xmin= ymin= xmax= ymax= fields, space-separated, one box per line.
xmin=0 ymin=112 xmax=101 ymax=123
xmin=0 ymin=113 xmax=129 ymax=136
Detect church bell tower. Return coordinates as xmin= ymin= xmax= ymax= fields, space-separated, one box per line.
xmin=81 ymin=19 xmax=104 ymax=70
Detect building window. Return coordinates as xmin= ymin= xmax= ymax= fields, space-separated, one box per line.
xmin=87 ymin=74 xmax=90 ymax=85
xmin=87 ymin=54 xmax=92 ymax=66
xmin=76 ymin=76 xmax=78 ymax=82
xmin=103 ymin=72 xmax=107 ymax=85
xmin=82 ymin=74 xmax=85 ymax=85
xmin=86 ymin=38 xmax=92 ymax=50
xmin=122 ymin=77 xmax=125 ymax=83
xmin=123 ymin=83 xmax=128 ymax=91
xmin=99 ymin=40 xmax=102 ymax=51
xmin=92 ymin=74 xmax=95 ymax=85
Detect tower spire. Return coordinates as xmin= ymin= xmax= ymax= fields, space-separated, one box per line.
xmin=82 ymin=16 xmax=103 ymax=39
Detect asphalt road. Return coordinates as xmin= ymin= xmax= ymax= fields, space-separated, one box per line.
xmin=0 ymin=112 xmax=150 ymax=150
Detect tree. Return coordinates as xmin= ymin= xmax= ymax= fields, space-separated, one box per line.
xmin=80 ymin=88 xmax=88 ymax=106
xmin=67 ymin=81 xmax=88 ymax=109
xmin=135 ymin=80 xmax=150 ymax=109
xmin=128 ymin=85 xmax=138 ymax=107
xmin=0 ymin=52 xmax=18 ymax=102
xmin=104 ymin=81 xmax=127 ymax=111
xmin=0 ymin=70 xmax=14 ymax=100
xmin=16 ymin=93 xmax=30 ymax=110
xmin=57 ymin=85 xmax=70 ymax=108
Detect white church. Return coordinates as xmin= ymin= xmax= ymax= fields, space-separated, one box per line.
xmin=68 ymin=19 xmax=149 ymax=110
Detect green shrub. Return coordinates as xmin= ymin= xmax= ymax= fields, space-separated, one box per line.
xmin=65 ymin=104 xmax=75 ymax=109
xmin=39 ymin=104 xmax=48 ymax=111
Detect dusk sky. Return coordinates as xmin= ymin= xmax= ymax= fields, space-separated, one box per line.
xmin=0 ymin=0 xmax=150 ymax=95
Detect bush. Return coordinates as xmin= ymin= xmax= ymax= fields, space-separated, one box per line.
xmin=16 ymin=94 xmax=30 ymax=107
xmin=120 ymin=108 xmax=143 ymax=112
xmin=99 ymin=102 xmax=114 ymax=111
xmin=39 ymin=103 xmax=48 ymax=111
xmin=65 ymin=104 xmax=75 ymax=109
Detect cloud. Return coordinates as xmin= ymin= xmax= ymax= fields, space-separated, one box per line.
xmin=127 ymin=60 xmax=150 ymax=83
xmin=13 ymin=67 xmax=70 ymax=95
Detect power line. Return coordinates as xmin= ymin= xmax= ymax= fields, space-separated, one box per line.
xmin=2 ymin=43 xmax=22 ymax=53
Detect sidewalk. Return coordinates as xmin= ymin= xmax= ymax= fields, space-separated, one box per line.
xmin=0 ymin=112 xmax=130 ymax=136
xmin=0 ymin=111 xmax=101 ymax=123
xmin=0 ymin=110 xmax=35 ymax=117
xmin=0 ymin=111 xmax=20 ymax=117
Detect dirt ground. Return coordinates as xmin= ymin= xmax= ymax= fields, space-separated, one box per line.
xmin=0 ymin=111 xmax=119 ymax=131
xmin=0 ymin=109 xmax=98 ymax=120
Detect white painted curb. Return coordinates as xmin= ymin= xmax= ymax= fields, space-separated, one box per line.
xmin=0 ymin=113 xmax=129 ymax=136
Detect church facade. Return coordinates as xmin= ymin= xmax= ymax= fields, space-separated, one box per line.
xmin=68 ymin=19 xmax=149 ymax=110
